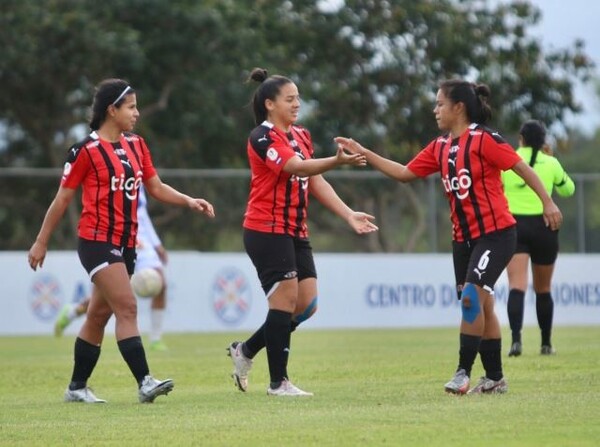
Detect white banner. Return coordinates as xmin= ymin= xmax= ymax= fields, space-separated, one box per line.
xmin=2 ymin=252 xmax=599 ymax=336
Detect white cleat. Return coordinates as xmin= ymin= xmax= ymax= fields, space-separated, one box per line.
xmin=138 ymin=375 xmax=174 ymax=403
xmin=64 ymin=386 xmax=106 ymax=403
xmin=227 ymin=341 xmax=253 ymax=392
xmin=267 ymin=379 xmax=313 ymax=397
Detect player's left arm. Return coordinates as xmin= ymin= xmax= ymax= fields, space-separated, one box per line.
xmin=309 ymin=174 xmax=378 ymax=235
xmin=143 ymin=175 xmax=214 ymax=218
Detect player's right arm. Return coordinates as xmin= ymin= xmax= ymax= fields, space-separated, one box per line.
xmin=28 ymin=186 xmax=77 ymax=270
xmin=334 ymin=137 xmax=418 ymax=182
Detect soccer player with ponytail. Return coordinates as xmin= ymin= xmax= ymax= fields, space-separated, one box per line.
xmin=28 ymin=78 xmax=214 ymax=403
xmin=227 ymin=68 xmax=378 ymax=396
xmin=336 ymin=80 xmax=563 ymax=394
xmin=502 ymin=120 xmax=575 ymax=357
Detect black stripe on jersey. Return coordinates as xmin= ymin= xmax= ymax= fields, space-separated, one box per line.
xmin=271 ymin=173 xmax=281 ymax=233
xmin=476 ymin=132 xmax=499 ymax=232
xmin=283 ymin=174 xmax=293 ymax=236
xmin=85 ymin=147 xmax=103 ymax=240
xmin=447 ymin=137 xmax=471 ymax=241
xmin=462 ymin=133 xmax=486 ymax=237
xmin=121 ymin=138 xmax=140 ymax=246
xmin=97 ymin=144 xmax=117 ymax=244
xmin=287 ymin=132 xmax=307 ymax=237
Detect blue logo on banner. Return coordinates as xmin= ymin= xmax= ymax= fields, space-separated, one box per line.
xmin=29 ymin=275 xmax=63 ymax=321
xmin=211 ymin=267 xmax=252 ymax=325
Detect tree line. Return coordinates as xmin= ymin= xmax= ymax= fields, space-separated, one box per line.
xmin=0 ymin=0 xmax=596 ymax=251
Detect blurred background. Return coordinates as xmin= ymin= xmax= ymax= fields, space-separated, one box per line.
xmin=2 ymin=0 xmax=599 ymax=253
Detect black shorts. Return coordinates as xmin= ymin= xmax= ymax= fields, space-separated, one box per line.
xmin=452 ymin=226 xmax=516 ymax=294
xmin=514 ymin=215 xmax=559 ymax=265
xmin=243 ymin=229 xmax=317 ymax=295
xmin=77 ymin=238 xmax=136 ymax=278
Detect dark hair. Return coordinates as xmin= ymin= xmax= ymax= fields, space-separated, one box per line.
xmin=438 ymin=80 xmax=492 ymax=125
xmin=248 ymin=68 xmax=293 ymax=125
xmin=519 ymin=119 xmax=546 ymax=167
xmin=89 ymin=78 xmax=135 ymax=131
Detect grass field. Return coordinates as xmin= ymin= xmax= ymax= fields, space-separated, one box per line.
xmin=1 ymin=326 xmax=599 ymax=446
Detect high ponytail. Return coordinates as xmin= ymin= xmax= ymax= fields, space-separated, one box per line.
xmin=247 ymin=67 xmax=293 ymax=125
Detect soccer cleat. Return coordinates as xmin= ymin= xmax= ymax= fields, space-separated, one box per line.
xmin=149 ymin=340 xmax=168 ymax=352
xmin=64 ymin=386 xmax=106 ymax=403
xmin=467 ymin=376 xmax=508 ymax=394
xmin=508 ymin=341 xmax=522 ymax=357
xmin=138 ymin=375 xmax=174 ymax=403
xmin=267 ymin=379 xmax=313 ymax=397
xmin=540 ymin=345 xmax=556 ymax=355
xmin=227 ymin=341 xmax=253 ymax=392
xmin=54 ymin=305 xmax=72 ymax=337
xmin=444 ymin=368 xmax=470 ymax=395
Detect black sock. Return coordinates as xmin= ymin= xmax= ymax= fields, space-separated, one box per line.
xmin=458 ymin=333 xmax=481 ymax=377
xmin=507 ymin=289 xmax=525 ymax=343
xmin=264 ymin=309 xmax=292 ymax=387
xmin=479 ymin=338 xmax=503 ymax=381
xmin=536 ymin=292 xmax=554 ymax=346
xmin=243 ymin=320 xmax=300 ymax=359
xmin=243 ymin=323 xmax=265 ymax=359
xmin=117 ymin=336 xmax=150 ymax=386
xmin=69 ymin=337 xmax=101 ymax=390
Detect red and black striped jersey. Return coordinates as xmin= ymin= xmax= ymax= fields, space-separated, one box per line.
xmin=243 ymin=121 xmax=314 ymax=238
xmin=407 ymin=123 xmax=520 ymax=242
xmin=60 ymin=131 xmax=157 ymax=247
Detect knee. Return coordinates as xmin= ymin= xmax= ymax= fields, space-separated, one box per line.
xmin=460 ymin=284 xmax=481 ymax=324
xmin=293 ymin=297 xmax=318 ymax=324
xmin=86 ymin=307 xmax=112 ymax=328
xmin=113 ymin=294 xmax=138 ymax=321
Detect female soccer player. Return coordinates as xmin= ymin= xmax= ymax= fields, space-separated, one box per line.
xmin=502 ymin=120 xmax=575 ymax=357
xmin=54 ymin=185 xmax=171 ymax=353
xmin=28 ymin=78 xmax=215 ymax=403
xmin=335 ymin=80 xmax=562 ymax=394
xmin=227 ymin=68 xmax=378 ymax=396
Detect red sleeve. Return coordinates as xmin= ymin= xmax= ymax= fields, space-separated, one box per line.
xmin=264 ymin=131 xmax=298 ymax=175
xmin=481 ymin=133 xmax=520 ymax=170
xmin=61 ymin=146 xmax=90 ymax=189
xmin=139 ymin=137 xmax=157 ymax=180
xmin=406 ymin=139 xmax=440 ymax=177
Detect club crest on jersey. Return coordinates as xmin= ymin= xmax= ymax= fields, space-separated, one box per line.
xmin=62 ymin=162 xmax=72 ymax=180
xmin=111 ymin=170 xmax=143 ymax=200
xmin=266 ymin=147 xmax=282 ymax=164
xmin=442 ymin=168 xmax=472 ymax=200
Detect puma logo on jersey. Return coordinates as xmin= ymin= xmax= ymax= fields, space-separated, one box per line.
xmin=120 ymin=159 xmax=132 ymax=168
xmin=258 ymin=135 xmax=268 ymax=143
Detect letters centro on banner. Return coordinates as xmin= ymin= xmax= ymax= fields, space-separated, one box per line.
xmin=365 ymin=284 xmax=459 ymax=308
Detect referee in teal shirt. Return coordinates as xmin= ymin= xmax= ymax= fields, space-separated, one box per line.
xmin=501 ymin=120 xmax=575 ymax=357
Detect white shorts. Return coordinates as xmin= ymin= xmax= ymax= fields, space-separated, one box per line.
xmin=135 ymin=241 xmax=162 ymax=272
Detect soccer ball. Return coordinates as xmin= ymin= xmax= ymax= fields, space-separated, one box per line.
xmin=130 ymin=268 xmax=163 ymax=298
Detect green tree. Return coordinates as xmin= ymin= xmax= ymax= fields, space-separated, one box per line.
xmin=0 ymin=0 xmax=595 ymax=251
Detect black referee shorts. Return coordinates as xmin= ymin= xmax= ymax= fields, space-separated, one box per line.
xmin=452 ymin=226 xmax=517 ymax=294
xmin=243 ymin=229 xmax=317 ymax=296
xmin=513 ymin=215 xmax=559 ymax=265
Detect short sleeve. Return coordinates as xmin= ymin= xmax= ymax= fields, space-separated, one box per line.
xmin=406 ymin=140 xmax=440 ymax=177
xmin=61 ymin=145 xmax=90 ymax=189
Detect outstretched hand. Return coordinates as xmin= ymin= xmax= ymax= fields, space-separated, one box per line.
xmin=334 ymin=137 xmax=368 ymax=156
xmin=336 ymin=145 xmax=367 ymax=167
xmin=348 ymin=212 xmax=378 ymax=234
xmin=188 ymin=198 xmax=215 ymax=218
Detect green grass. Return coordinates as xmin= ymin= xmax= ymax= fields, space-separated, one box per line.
xmin=1 ymin=327 xmax=599 ymax=446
